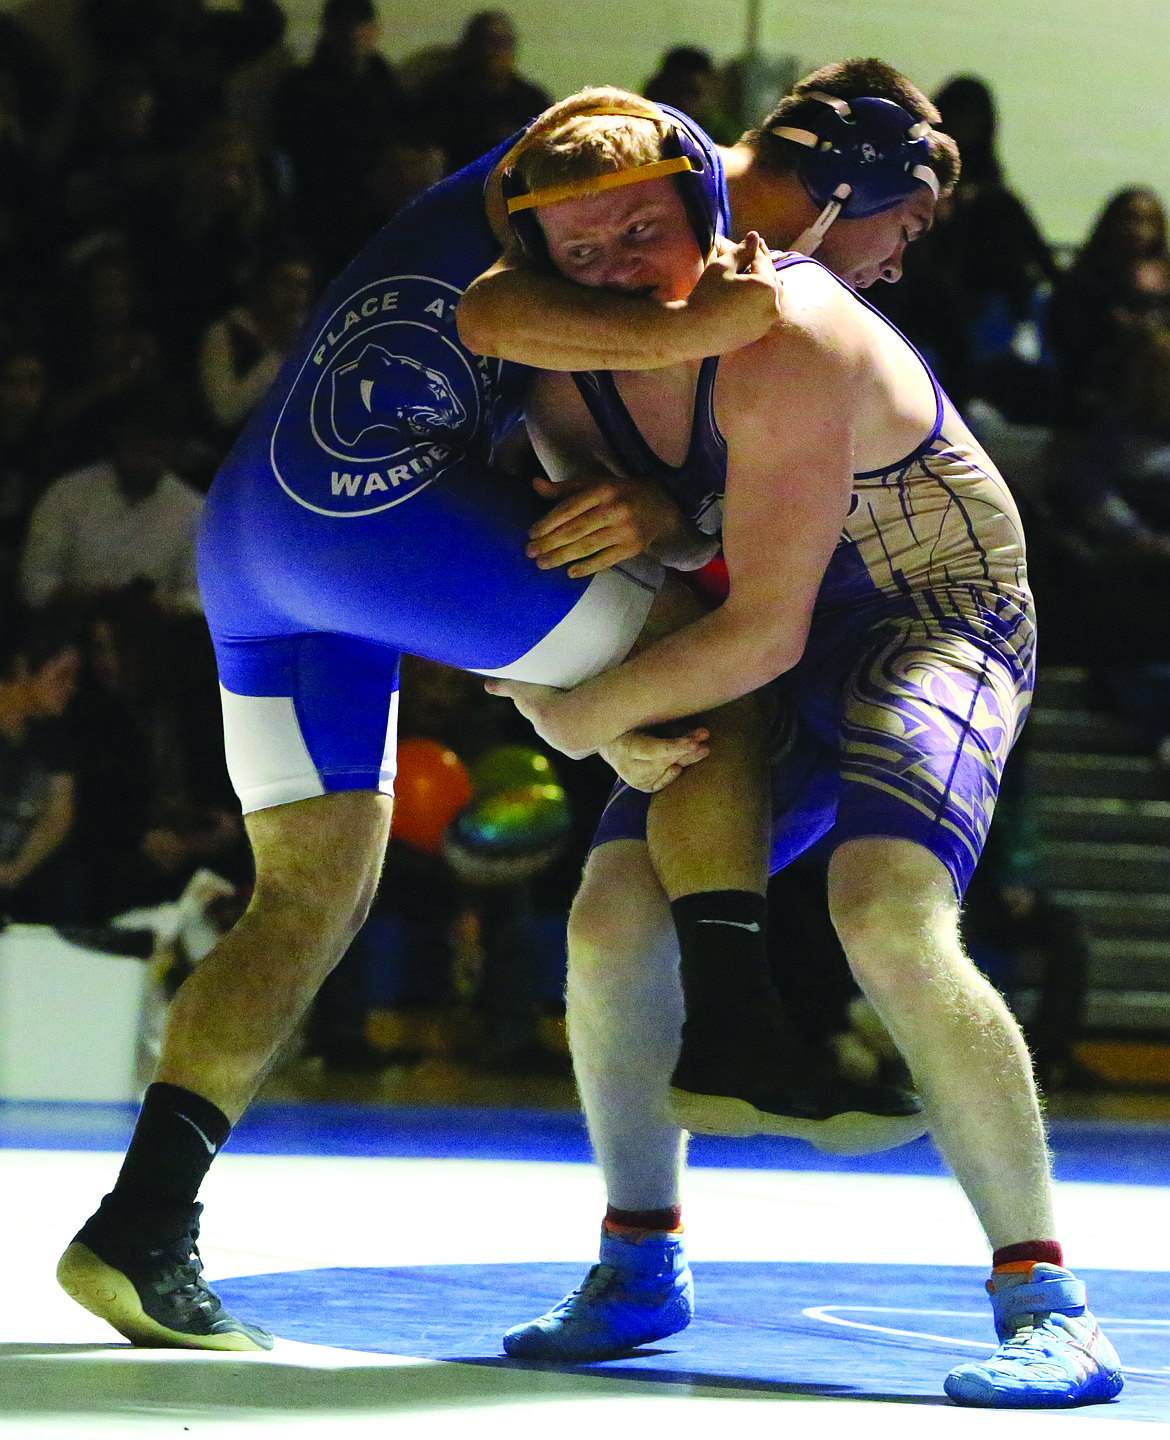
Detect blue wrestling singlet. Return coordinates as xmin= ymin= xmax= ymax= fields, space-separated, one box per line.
xmin=196 ymin=140 xmax=681 ymax=810
xmin=585 ymin=256 xmax=1036 ymax=895
xmin=199 ymin=118 xmax=731 ymax=813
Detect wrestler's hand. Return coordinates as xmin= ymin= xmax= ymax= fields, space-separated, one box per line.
xmin=679 ymin=232 xmax=781 ymax=355
xmin=600 ymin=726 xmax=709 ymax=792
xmin=527 ymin=475 xmax=686 ymax=577
xmin=482 ymin=678 xmax=594 ymax=758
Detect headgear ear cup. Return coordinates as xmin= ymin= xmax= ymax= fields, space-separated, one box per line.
xmin=500 ymin=163 xmax=551 ymax=262
xmin=769 ymin=93 xmax=940 ymax=254
xmin=655 ymin=103 xmax=725 ymax=257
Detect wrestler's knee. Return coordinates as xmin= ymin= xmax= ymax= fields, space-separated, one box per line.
xmin=242 ymin=789 xmax=392 ymax=971
xmin=828 ymin=836 xmax=963 ymax=1000
xmin=569 ymin=842 xmax=670 ymax=971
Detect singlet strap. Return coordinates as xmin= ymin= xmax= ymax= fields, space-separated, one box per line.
xmin=571 ymin=356 xmax=724 ymax=482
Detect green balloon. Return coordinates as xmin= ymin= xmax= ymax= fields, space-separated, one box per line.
xmin=469 ymin=745 xmax=558 ymax=796
xmin=453 ymin=783 xmax=571 ymax=854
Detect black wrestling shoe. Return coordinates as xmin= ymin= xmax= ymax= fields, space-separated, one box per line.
xmin=58 ymin=1201 xmax=273 ymax=1351
xmin=668 ymin=1021 xmax=927 ymax=1154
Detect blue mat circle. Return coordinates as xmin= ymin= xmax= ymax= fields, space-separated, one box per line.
xmin=216 ymin=1261 xmax=1170 ymax=1419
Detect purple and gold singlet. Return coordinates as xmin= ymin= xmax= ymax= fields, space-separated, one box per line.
xmin=589 ymin=256 xmax=1036 ymax=895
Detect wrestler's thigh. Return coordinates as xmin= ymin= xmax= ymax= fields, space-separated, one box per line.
xmin=833 ymin=622 xmax=1032 ymax=897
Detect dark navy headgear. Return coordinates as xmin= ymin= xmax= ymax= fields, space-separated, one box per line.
xmin=768 ymin=92 xmax=940 ymax=255
xmin=501 ymin=99 xmax=727 ymax=266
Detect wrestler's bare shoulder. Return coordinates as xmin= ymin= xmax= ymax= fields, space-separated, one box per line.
xmin=719 ymin=261 xmax=862 ymax=405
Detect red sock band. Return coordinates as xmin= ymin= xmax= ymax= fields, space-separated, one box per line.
xmin=992 ymin=1240 xmax=1064 ymax=1270
xmin=605 ymin=1205 xmax=682 ymax=1233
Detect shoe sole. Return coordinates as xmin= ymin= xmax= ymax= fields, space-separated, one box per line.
xmin=667 ymin=1089 xmax=928 ymax=1153
xmin=944 ymin=1372 xmax=1125 ymax=1408
xmin=57 ymin=1242 xmax=271 ymax=1352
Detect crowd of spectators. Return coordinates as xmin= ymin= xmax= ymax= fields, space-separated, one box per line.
xmin=0 ymin=1 xmax=555 ymax=947
xmin=2 ymin=8 xmax=1168 ymax=1073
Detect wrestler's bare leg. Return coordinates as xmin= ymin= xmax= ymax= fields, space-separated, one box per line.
xmin=59 ymin=788 xmax=394 ymax=1350
xmin=828 ymin=836 xmax=1054 ymax=1248
xmin=567 ymin=839 xmax=685 ymax=1210
xmin=157 ymin=789 xmax=394 ymax=1122
xmin=629 ymin=577 xmax=770 ymax=898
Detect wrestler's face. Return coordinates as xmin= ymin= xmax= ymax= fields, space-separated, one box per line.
xmin=815 ymin=188 xmax=936 ymax=290
xmin=538 ymin=179 xmax=705 ymax=301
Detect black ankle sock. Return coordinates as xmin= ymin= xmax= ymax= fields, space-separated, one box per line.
xmin=98 ymin=1082 xmax=232 ymax=1239
xmin=670 ymin=891 xmax=772 ymax=1030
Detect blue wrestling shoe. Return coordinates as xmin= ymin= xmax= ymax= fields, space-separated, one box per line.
xmin=944 ymin=1264 xmax=1123 ymax=1408
xmin=502 ymin=1225 xmax=693 ymax=1361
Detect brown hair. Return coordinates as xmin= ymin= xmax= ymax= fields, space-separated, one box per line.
xmin=745 ymin=58 xmax=960 ymax=196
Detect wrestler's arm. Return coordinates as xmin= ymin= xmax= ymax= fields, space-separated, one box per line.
xmin=456 ymin=236 xmax=781 ymax=372
xmin=489 ymin=324 xmax=857 ymax=752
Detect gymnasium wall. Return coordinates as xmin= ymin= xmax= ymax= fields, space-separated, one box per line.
xmin=6 ymin=0 xmax=1168 ymax=244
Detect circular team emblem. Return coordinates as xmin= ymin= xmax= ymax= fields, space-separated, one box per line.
xmin=270 ymin=275 xmax=483 ymax=517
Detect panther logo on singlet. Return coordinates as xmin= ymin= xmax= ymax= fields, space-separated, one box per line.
xmin=270 ymin=274 xmax=487 ymax=517
xmin=329 ymin=346 xmax=468 ymax=447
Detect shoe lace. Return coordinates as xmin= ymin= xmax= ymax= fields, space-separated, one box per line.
xmin=563 ymin=1263 xmax=625 ymax=1308
xmin=148 ymin=1229 xmax=219 ymax=1315
xmin=996 ymin=1314 xmax=1085 ymax=1371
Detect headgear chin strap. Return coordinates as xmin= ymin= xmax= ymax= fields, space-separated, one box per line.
xmin=770 ymin=92 xmax=940 ymax=256
xmin=500 ymin=99 xmax=726 ymax=266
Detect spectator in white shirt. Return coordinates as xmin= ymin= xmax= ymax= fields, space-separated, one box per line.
xmin=198 ymin=248 xmax=313 ymax=438
xmin=20 ymin=391 xmax=203 ymax=612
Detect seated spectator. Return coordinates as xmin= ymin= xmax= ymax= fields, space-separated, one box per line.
xmin=198 ymin=246 xmax=313 ymax=441
xmin=82 ymin=0 xmax=286 ymax=153
xmin=872 ymin=75 xmax=1058 ymax=419
xmin=643 ymin=46 xmax=737 ymax=145
xmin=71 ymin=605 xmax=246 ymax=917
xmin=20 ymin=390 xmax=203 ymax=613
xmin=417 ymin=11 xmax=551 ymax=174
xmin=0 ymin=13 xmax=66 ymax=157
xmin=47 ymin=247 xmax=164 ymax=465
xmin=0 ymin=345 xmax=63 ymax=600
xmin=59 ymin=65 xmax=172 ymax=244
xmin=362 ymin=134 xmax=446 ymax=231
xmin=129 ymin=122 xmax=281 ymax=369
xmin=0 ymin=607 xmax=86 ymax=923
xmin=271 ymin=0 xmax=408 ymax=277
xmin=1060 ymin=329 xmax=1170 ymax=734
xmin=1070 ymin=329 xmax=1170 ymax=562
xmin=1050 ymin=187 xmax=1170 ymax=427
xmin=0 ymin=70 xmax=63 ymax=315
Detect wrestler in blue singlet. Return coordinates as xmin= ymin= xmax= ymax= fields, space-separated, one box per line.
xmin=588 ymin=255 xmax=1036 ymax=896
xmin=198 ymin=121 xmax=726 ymax=813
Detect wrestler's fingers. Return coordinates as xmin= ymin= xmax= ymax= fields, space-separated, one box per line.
xmin=533 ymin=526 xmax=636 ymax=572
xmin=529 ymin=481 xmax=614 ymax=537
xmin=620 ymin=731 xmax=708 ymax=764
xmin=645 ymin=764 xmax=684 ymax=793
xmin=565 ymin=542 xmax=639 ymax=578
xmin=737 ymin=231 xmax=760 ymax=268
xmin=528 ymin=506 xmax=622 ymax=557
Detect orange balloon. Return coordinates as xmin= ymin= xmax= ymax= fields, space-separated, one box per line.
xmin=392 ymin=738 xmax=473 ymax=854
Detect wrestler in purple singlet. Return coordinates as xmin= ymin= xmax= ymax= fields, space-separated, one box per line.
xmin=588 ymin=255 xmax=1035 ymax=896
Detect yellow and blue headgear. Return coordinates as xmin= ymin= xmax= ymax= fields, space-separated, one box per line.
xmin=501 ymin=99 xmax=727 ymax=266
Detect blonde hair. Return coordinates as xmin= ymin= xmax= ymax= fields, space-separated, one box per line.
xmin=506 ymin=87 xmax=669 ymax=194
